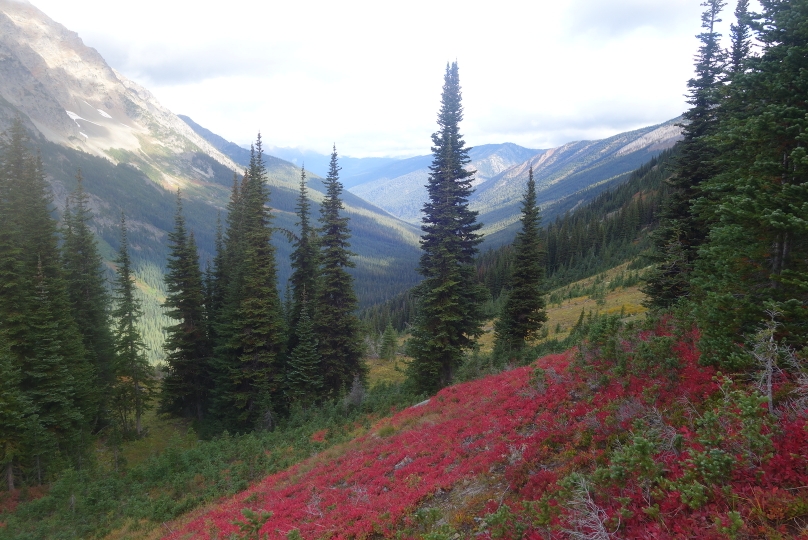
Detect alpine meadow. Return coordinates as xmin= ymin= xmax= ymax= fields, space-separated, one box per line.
xmin=2 ymin=1 xmax=808 ymax=539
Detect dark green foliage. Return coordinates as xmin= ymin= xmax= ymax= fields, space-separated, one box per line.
xmin=161 ymin=191 xmax=211 ymax=421
xmin=62 ymin=170 xmax=115 ymax=429
xmin=315 ymin=147 xmax=365 ymax=398
xmin=728 ymin=0 xmax=752 ymax=74
xmin=285 ymin=297 xmax=322 ymax=406
xmin=288 ymin=166 xmax=319 ymax=353
xmin=494 ymin=167 xmax=547 ymax=355
xmin=0 ymin=330 xmax=29 ymax=491
xmin=111 ymin=213 xmax=154 ymax=437
xmin=379 ymin=323 xmax=398 ymax=361
xmin=406 ymin=62 xmax=487 ymax=393
xmin=644 ymin=0 xmax=727 ymax=309
xmin=0 ymin=120 xmax=94 ymax=486
xmin=693 ymin=0 xmax=808 ymax=365
xmin=360 ymin=289 xmax=417 ymax=335
xmin=213 ymin=136 xmax=285 ymax=430
xmin=205 ymin=214 xmax=226 ymax=348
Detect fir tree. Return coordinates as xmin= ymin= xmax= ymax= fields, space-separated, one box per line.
xmin=111 ymin=213 xmax=153 ymax=437
xmin=379 ymin=322 xmax=398 ymax=361
xmin=0 ymin=121 xmax=32 ymax=490
xmin=693 ymin=0 xmax=808 ymax=366
xmin=494 ymin=166 xmax=547 ymax=356
xmin=406 ymin=62 xmax=487 ymax=393
xmin=315 ymin=146 xmax=365 ymax=398
xmin=62 ymin=169 xmax=115 ymax=428
xmin=644 ymin=0 xmax=727 ymax=309
xmin=728 ymin=0 xmax=752 ymax=74
xmin=285 ymin=295 xmax=322 ymax=406
xmin=161 ymin=191 xmax=211 ymax=421
xmin=0 ymin=121 xmax=94 ymax=478
xmin=206 ymin=214 xmax=226 ymax=346
xmin=215 ymin=136 xmax=284 ymax=430
xmin=288 ymin=166 xmax=319 ymax=353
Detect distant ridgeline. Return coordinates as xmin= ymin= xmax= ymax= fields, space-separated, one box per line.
xmin=361 ymin=149 xmax=674 ymax=334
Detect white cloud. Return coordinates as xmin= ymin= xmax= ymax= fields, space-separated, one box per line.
xmin=28 ymin=0 xmax=734 ymax=157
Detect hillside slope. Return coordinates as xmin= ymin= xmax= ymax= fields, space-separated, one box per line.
xmin=164 ymin=321 xmax=808 ymax=539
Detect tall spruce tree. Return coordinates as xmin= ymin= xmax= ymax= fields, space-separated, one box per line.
xmin=494 ymin=166 xmax=547 ymax=356
xmin=111 ymin=213 xmax=153 ymax=437
xmin=315 ymin=147 xmax=365 ymax=397
xmin=692 ymin=0 xmax=808 ymax=366
xmin=214 ymin=136 xmax=284 ymax=430
xmin=161 ymin=191 xmax=211 ymax=421
xmin=406 ymin=62 xmax=487 ymax=393
xmin=288 ymin=166 xmax=319 ymax=353
xmin=62 ymin=170 xmax=115 ymax=428
xmin=643 ymin=0 xmax=727 ymax=309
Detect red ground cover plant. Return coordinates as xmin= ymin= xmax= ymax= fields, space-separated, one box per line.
xmin=165 ymin=322 xmax=808 ymax=539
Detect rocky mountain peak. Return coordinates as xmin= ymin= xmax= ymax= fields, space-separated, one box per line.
xmin=0 ymin=0 xmax=239 ymax=187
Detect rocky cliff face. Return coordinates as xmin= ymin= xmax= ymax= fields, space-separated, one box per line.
xmin=0 ymin=0 xmax=239 ymax=186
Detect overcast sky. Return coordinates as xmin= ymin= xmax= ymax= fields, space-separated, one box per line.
xmin=30 ymin=0 xmax=739 ymax=157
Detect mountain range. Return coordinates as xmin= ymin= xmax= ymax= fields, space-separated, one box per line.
xmin=197 ymin=120 xmax=682 ymax=249
xmin=0 ymin=0 xmax=682 ymax=359
xmin=347 ymin=120 xmax=681 ymax=242
xmin=0 ymin=0 xmax=422 ymax=359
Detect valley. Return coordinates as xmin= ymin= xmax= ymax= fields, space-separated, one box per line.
xmin=1 ymin=0 xmax=807 ymax=539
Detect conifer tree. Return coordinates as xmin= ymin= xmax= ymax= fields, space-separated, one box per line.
xmin=215 ymin=136 xmax=284 ymax=430
xmin=0 ymin=329 xmax=29 ymax=491
xmin=406 ymin=62 xmax=487 ymax=393
xmin=161 ymin=191 xmax=211 ymax=421
xmin=379 ymin=322 xmax=398 ymax=361
xmin=205 ymin=214 xmax=226 ymax=343
xmin=285 ymin=295 xmax=322 ymax=406
xmin=111 ymin=213 xmax=153 ymax=437
xmin=0 ymin=122 xmax=33 ymax=488
xmin=693 ymin=0 xmax=808 ymax=366
xmin=62 ymin=170 xmax=115 ymax=428
xmin=288 ymin=166 xmax=319 ymax=352
xmin=728 ymin=0 xmax=752 ymax=74
xmin=1 ymin=122 xmax=94 ymax=478
xmin=494 ymin=166 xmax=547 ymax=355
xmin=315 ymin=146 xmax=365 ymax=398
xmin=644 ymin=0 xmax=727 ymax=309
